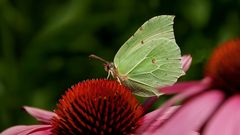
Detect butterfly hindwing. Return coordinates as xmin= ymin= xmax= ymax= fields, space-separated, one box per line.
xmin=123 ymin=38 xmax=183 ymax=97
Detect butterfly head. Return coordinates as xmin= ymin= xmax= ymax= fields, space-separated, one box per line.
xmin=104 ymin=62 xmax=119 ymax=79
xmin=104 ymin=62 xmax=115 ymax=72
xmin=89 ymin=54 xmax=118 ymax=79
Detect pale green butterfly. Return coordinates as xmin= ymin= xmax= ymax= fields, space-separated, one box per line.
xmin=90 ymin=15 xmax=184 ymax=97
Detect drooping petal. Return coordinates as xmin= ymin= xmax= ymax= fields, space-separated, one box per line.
xmin=1 ymin=126 xmax=33 ymax=135
xmin=1 ymin=125 xmax=52 ymax=135
xmin=161 ymin=77 xmax=212 ymax=94
xmin=190 ymin=131 xmax=200 ymax=135
xmin=203 ymin=95 xmax=240 ymax=135
xmin=181 ymin=55 xmax=192 ymax=72
xmin=143 ymin=77 xmax=212 ymax=111
xmin=140 ymin=78 xmax=213 ymax=132
xmin=142 ymin=96 xmax=158 ymax=111
xmin=153 ymin=90 xmax=224 ymax=135
xmin=23 ymin=106 xmax=57 ymax=124
xmin=161 ymin=81 xmax=201 ymax=94
xmin=136 ymin=106 xmax=179 ymax=134
xmin=27 ymin=127 xmax=52 ymax=135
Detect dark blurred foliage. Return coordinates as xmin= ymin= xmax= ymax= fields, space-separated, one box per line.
xmin=0 ymin=0 xmax=239 ymax=131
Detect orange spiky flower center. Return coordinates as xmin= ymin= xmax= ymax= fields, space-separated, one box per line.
xmin=205 ymin=38 xmax=240 ymax=93
xmin=51 ymin=79 xmax=144 ymax=135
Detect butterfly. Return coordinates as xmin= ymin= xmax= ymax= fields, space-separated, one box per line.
xmin=90 ymin=15 xmax=184 ymax=97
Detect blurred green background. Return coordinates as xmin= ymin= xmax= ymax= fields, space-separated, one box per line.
xmin=0 ymin=0 xmax=239 ymax=131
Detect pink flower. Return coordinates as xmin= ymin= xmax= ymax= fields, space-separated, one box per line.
xmin=0 ymin=80 xmax=172 ymax=135
xmin=142 ymin=38 xmax=240 ymax=135
xmin=0 ymin=106 xmax=55 ymax=135
xmin=1 ymin=55 xmax=192 ymax=135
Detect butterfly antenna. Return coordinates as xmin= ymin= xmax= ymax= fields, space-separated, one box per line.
xmin=89 ymin=54 xmax=110 ymax=64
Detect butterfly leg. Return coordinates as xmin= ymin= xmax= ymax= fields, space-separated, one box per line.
xmin=116 ymin=77 xmax=122 ymax=85
xmin=107 ymin=70 xmax=111 ymax=79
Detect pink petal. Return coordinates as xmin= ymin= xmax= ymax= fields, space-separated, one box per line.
xmin=153 ymin=90 xmax=224 ymax=135
xmin=190 ymin=131 xmax=200 ymax=135
xmin=140 ymin=78 xmax=212 ymax=132
xmin=143 ymin=77 xmax=212 ymax=111
xmin=25 ymin=126 xmax=52 ymax=135
xmin=161 ymin=77 xmax=212 ymax=94
xmin=23 ymin=106 xmax=57 ymax=124
xmin=1 ymin=125 xmax=52 ymax=135
xmin=136 ymin=106 xmax=179 ymax=134
xmin=203 ymin=95 xmax=240 ymax=135
xmin=1 ymin=126 xmax=33 ymax=135
xmin=181 ymin=55 xmax=192 ymax=72
xmin=142 ymin=96 xmax=158 ymax=111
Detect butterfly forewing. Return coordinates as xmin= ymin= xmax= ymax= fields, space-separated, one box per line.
xmin=114 ymin=15 xmax=175 ymax=67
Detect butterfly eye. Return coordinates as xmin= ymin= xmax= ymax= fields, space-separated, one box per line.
xmin=103 ymin=64 xmax=109 ymax=72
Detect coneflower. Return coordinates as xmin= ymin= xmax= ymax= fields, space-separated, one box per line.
xmin=1 ymin=55 xmax=191 ymax=135
xmin=2 ymin=80 xmax=144 ymax=135
xmin=143 ymin=38 xmax=240 ymax=135
xmin=51 ymin=79 xmax=144 ymax=135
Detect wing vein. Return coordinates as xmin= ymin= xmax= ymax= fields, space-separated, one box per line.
xmin=124 ymin=44 xmax=157 ymax=75
xmin=144 ymin=29 xmax=174 ymax=43
xmin=127 ymin=77 xmax=154 ymax=89
xmin=150 ymin=73 xmax=176 ymax=82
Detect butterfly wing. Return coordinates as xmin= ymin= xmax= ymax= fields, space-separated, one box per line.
xmin=113 ymin=15 xmax=184 ymax=97
xmin=114 ymin=15 xmax=176 ymax=67
xmin=123 ymin=38 xmax=184 ymax=97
